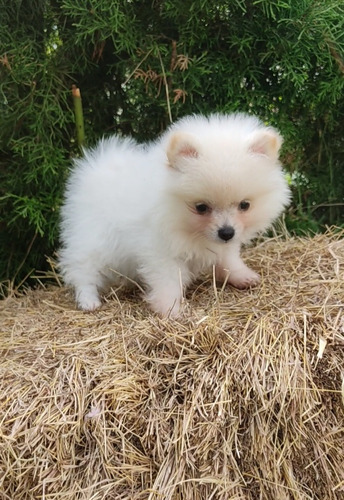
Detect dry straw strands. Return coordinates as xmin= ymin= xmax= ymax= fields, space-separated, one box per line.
xmin=1 ymin=229 xmax=343 ymax=499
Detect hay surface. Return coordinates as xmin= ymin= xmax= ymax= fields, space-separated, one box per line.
xmin=1 ymin=231 xmax=343 ymax=500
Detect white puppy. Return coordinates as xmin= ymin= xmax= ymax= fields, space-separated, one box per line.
xmin=59 ymin=113 xmax=290 ymax=317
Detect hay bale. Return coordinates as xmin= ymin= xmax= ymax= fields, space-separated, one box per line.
xmin=1 ymin=230 xmax=343 ymax=499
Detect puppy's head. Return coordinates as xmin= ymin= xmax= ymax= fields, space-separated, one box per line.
xmin=165 ymin=114 xmax=290 ymax=246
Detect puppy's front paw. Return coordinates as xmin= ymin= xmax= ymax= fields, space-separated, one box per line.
xmin=228 ymin=267 xmax=260 ymax=290
xmin=146 ymin=290 xmax=182 ymax=318
xmin=149 ymin=298 xmax=181 ymax=319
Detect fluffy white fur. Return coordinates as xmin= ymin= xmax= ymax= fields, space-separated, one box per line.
xmin=59 ymin=113 xmax=290 ymax=317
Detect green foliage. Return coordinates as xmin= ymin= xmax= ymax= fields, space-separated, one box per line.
xmin=0 ymin=0 xmax=343 ymax=288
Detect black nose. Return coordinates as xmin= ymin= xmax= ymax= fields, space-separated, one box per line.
xmin=218 ymin=226 xmax=235 ymax=241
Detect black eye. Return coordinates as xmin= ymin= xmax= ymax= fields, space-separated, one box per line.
xmin=195 ymin=203 xmax=211 ymax=215
xmin=239 ymin=200 xmax=250 ymax=211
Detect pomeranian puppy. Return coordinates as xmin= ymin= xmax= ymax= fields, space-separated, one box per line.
xmin=59 ymin=113 xmax=290 ymax=317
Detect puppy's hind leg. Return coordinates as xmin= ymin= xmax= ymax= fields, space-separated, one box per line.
xmin=61 ymin=258 xmax=103 ymax=311
xmin=76 ymin=283 xmax=102 ymax=311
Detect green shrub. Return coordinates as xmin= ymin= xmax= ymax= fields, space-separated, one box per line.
xmin=1 ymin=0 xmax=343 ymax=289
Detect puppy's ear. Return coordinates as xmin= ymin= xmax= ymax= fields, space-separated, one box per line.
xmin=248 ymin=128 xmax=283 ymax=161
xmin=167 ymin=132 xmax=200 ymax=170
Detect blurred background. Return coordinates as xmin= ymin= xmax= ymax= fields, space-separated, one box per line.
xmin=1 ymin=0 xmax=343 ymax=290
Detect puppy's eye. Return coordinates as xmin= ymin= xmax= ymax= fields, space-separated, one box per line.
xmin=239 ymin=200 xmax=250 ymax=211
xmin=195 ymin=203 xmax=212 ymax=215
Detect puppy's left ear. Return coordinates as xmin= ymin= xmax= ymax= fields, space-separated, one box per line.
xmin=167 ymin=132 xmax=200 ymax=170
xmin=248 ymin=128 xmax=283 ymax=162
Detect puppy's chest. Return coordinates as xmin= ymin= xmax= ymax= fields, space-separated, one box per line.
xmin=184 ymin=251 xmax=217 ymax=277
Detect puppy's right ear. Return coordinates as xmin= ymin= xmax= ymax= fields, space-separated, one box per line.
xmin=167 ymin=132 xmax=200 ymax=170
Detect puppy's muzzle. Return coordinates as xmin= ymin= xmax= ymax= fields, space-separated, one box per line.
xmin=218 ymin=225 xmax=235 ymax=242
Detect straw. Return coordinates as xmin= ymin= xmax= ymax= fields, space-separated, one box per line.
xmin=0 ymin=229 xmax=343 ymax=499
